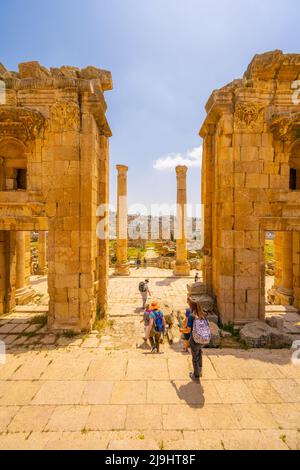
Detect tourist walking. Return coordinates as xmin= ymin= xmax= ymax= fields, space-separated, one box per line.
xmin=147 ymin=301 xmax=166 ymax=353
xmin=136 ymin=258 xmax=142 ymax=269
xmin=143 ymin=257 xmax=147 ymax=269
xmin=179 ymin=302 xmax=192 ymax=353
xmin=185 ymin=301 xmax=211 ymax=382
xmin=138 ymin=279 xmax=151 ymax=308
xmin=141 ymin=304 xmax=152 ymax=342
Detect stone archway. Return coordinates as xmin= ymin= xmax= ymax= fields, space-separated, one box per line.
xmin=0 ymin=61 xmax=113 ymax=332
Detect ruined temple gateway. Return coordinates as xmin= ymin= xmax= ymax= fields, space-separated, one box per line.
xmin=201 ymin=50 xmax=300 ymax=326
xmin=0 ymin=61 xmax=112 ymax=331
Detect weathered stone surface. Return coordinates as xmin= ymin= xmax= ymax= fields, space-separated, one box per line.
xmin=209 ymin=321 xmax=221 ymax=347
xmin=187 ymin=282 xmax=207 ymax=296
xmin=200 ymin=51 xmax=300 ymax=325
xmin=0 ymin=60 xmax=112 ymax=331
xmin=240 ymin=321 xmax=293 ymax=348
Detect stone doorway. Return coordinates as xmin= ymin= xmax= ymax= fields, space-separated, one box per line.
xmin=264 ymin=229 xmax=300 ymax=316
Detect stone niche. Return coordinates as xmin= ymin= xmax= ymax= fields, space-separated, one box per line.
xmin=0 ymin=61 xmax=112 ymax=331
xmin=200 ymin=50 xmax=300 ymax=326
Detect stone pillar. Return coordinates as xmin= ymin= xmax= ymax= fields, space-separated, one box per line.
xmin=273 ymin=232 xmax=283 ymax=289
xmin=276 ymin=231 xmax=294 ymax=305
xmin=0 ymin=231 xmax=17 ymax=314
xmin=114 ymin=165 xmax=130 ymax=276
xmin=97 ymin=135 xmax=110 ymax=317
xmin=173 ymin=165 xmax=190 ymax=277
xmin=293 ymin=231 xmax=300 ymax=310
xmin=16 ymin=231 xmax=26 ymax=290
xmin=37 ymin=231 xmax=47 ymax=275
xmin=15 ymin=231 xmax=35 ymax=305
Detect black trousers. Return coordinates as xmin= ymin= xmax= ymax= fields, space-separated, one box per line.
xmin=190 ymin=336 xmax=203 ymax=378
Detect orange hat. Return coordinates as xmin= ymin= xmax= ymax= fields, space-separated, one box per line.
xmin=150 ymin=301 xmax=160 ymax=310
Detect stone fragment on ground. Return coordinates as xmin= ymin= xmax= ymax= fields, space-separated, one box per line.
xmin=240 ymin=321 xmax=294 ymax=348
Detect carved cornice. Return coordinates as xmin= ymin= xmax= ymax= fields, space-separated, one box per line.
xmin=0 ymin=105 xmax=46 ymax=141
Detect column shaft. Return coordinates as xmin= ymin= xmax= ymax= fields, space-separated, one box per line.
xmin=114 ymin=165 xmax=130 ymax=276
xmin=16 ymin=231 xmax=26 ymax=290
xmin=173 ymin=165 xmax=190 ymax=277
xmin=276 ymin=231 xmax=294 ymax=305
xmin=38 ymin=232 xmax=47 ymax=275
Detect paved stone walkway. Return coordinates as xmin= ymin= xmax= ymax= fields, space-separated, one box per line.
xmin=0 ymin=269 xmax=299 ymax=450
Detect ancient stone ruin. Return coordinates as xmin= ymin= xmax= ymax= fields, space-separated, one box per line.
xmin=0 ymin=61 xmax=112 ymax=331
xmin=201 ymin=50 xmax=300 ymax=327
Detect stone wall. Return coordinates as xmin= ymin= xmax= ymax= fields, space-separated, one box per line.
xmin=0 ymin=61 xmax=112 ymax=331
xmin=200 ymin=50 xmax=300 ymax=325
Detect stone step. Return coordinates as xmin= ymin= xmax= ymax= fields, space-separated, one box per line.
xmin=13 ymin=305 xmax=48 ymax=313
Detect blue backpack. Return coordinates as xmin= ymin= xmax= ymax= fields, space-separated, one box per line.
xmin=153 ymin=310 xmax=164 ymax=333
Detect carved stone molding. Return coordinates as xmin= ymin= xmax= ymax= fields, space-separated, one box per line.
xmin=234 ymin=103 xmax=265 ymax=131
xmin=270 ymin=112 xmax=300 ymax=141
xmin=50 ymin=100 xmax=80 ymax=132
xmin=0 ymin=106 xmax=46 ymax=141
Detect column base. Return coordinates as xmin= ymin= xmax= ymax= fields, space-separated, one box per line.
xmin=114 ymin=262 xmax=130 ymax=276
xmin=173 ymin=261 xmax=190 ymax=277
xmin=275 ymin=286 xmax=294 ymax=306
xmin=15 ymin=286 xmax=36 ymax=306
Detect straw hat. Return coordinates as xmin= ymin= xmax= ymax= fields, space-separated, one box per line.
xmin=150 ymin=301 xmax=160 ymax=310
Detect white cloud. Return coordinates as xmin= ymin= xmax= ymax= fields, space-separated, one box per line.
xmin=153 ymin=146 xmax=202 ymax=171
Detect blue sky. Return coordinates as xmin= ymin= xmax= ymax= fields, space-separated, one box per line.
xmin=0 ymin=0 xmax=299 ymax=212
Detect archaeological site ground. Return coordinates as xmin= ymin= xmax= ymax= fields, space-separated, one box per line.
xmin=1 ymin=0 xmax=300 ymax=450
xmin=0 ymin=50 xmax=299 ymax=451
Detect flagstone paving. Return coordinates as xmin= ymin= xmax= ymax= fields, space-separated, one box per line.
xmin=0 ymin=268 xmax=299 ymax=450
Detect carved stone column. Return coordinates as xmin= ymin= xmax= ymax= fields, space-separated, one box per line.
xmin=276 ymin=231 xmax=294 ymax=305
xmin=15 ymin=231 xmax=35 ymax=305
xmin=173 ymin=166 xmax=190 ymax=277
xmin=37 ymin=231 xmax=47 ymax=275
xmin=114 ymin=165 xmax=130 ymax=276
xmin=16 ymin=231 xmax=26 ymax=290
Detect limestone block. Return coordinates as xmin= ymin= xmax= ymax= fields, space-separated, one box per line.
xmin=246 ymin=174 xmax=269 ymax=189
xmin=187 ymin=282 xmax=207 ymax=296
xmin=235 ymin=161 xmax=264 ymax=173
xmin=269 ymin=175 xmax=289 ymax=189
xmin=259 ymin=147 xmax=274 ymax=162
xmin=219 ymin=147 xmax=233 ymax=161
xmin=261 ymin=133 xmax=273 ymax=147
xmin=266 ymin=316 xmax=284 ymax=331
xmin=234 ymin=202 xmax=253 ymax=216
xmin=240 ymin=321 xmax=293 ymax=348
xmin=235 ymin=276 xmax=259 ymax=290
xmin=244 ymin=231 xmax=260 ymax=249
xmin=235 ymin=216 xmax=259 ymax=231
xmin=209 ymin=322 xmax=221 ymax=348
xmin=241 ymin=147 xmax=259 ymax=162
xmin=234 ymin=173 xmax=245 ymax=187
xmin=264 ymin=162 xmax=280 ymax=175
xmin=19 ymin=61 xmax=50 ymax=78
xmin=241 ymin=134 xmax=262 ymax=147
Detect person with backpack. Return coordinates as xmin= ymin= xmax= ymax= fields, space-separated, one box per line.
xmin=179 ymin=302 xmax=193 ymax=353
xmin=147 ymin=301 xmax=166 ymax=353
xmin=141 ymin=304 xmax=152 ymax=342
xmin=136 ymin=258 xmax=142 ymax=269
xmin=185 ymin=301 xmax=211 ymax=382
xmin=139 ymin=279 xmax=151 ymax=308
